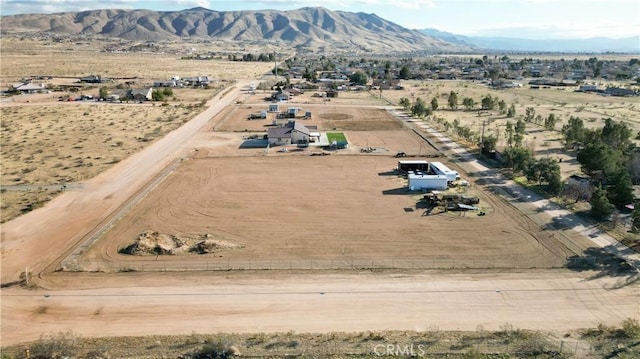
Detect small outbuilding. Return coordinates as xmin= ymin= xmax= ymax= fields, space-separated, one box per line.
xmin=408 ymin=174 xmax=448 ymax=191
xmin=398 ymin=160 xmax=429 ymax=174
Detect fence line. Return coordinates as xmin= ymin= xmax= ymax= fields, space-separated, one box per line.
xmin=64 ymin=255 xmax=592 ymax=273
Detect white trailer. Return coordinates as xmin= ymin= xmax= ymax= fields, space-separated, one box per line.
xmin=408 ymin=174 xmax=448 ymax=191
xmin=429 ymin=162 xmax=459 ymax=182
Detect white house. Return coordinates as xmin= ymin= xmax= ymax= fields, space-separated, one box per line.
xmin=267 ymin=121 xmax=311 ymax=146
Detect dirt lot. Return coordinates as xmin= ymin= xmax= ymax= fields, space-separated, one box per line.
xmin=82 ymin=150 xmax=568 ymax=270
xmin=215 ymin=104 xmax=404 ymax=133
xmin=76 ymin=87 xmax=573 ymax=270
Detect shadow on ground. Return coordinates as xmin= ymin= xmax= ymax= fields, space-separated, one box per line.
xmin=566 ymin=245 xmax=639 ymax=289
xmin=239 ymin=139 xmax=268 ymax=148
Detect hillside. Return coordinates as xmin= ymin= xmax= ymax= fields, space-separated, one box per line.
xmin=0 ymin=7 xmax=468 ymax=53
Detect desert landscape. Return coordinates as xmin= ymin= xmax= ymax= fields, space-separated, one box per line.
xmin=1 ymin=5 xmax=639 ymax=358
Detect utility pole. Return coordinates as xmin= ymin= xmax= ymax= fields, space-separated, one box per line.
xmin=480 ymin=119 xmax=486 ymax=157
xmin=274 ymin=51 xmax=278 ymax=83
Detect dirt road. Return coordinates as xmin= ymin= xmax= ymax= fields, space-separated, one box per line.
xmin=0 ymin=81 xmax=252 ymax=284
xmin=1 ymin=270 xmax=637 ymax=346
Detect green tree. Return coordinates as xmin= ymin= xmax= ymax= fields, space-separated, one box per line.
xmin=431 ymin=97 xmax=439 ymax=111
xmin=462 ymin=97 xmax=475 ymax=110
xmin=503 ymin=147 xmax=533 ymax=173
xmin=399 ymin=97 xmax=411 ymax=110
xmin=481 ymin=95 xmax=495 ymax=110
xmin=544 ymin=113 xmax=558 ymax=130
xmin=399 ymin=65 xmax=411 ymax=80
xmin=525 ymin=107 xmax=536 ymax=122
xmin=577 ymin=142 xmax=622 ymax=178
xmin=561 ymin=116 xmax=586 ymax=148
xmin=514 ymin=119 xmax=526 ymax=147
xmin=505 ymin=121 xmax=514 ymax=148
xmin=482 ymin=134 xmax=497 ymax=154
xmin=600 ymin=118 xmax=632 ymax=151
xmin=447 ymin=91 xmax=458 ymax=110
xmin=99 ymin=86 xmax=108 ymax=99
xmin=151 ymin=90 xmax=165 ymax=101
xmin=590 ymin=186 xmax=614 ymax=220
xmin=506 ymin=103 xmax=516 ymax=118
xmin=348 ymin=71 xmax=368 ymax=85
xmin=607 ymin=169 xmax=635 ymax=208
xmin=498 ymin=99 xmax=507 ymax=113
xmin=162 ymin=87 xmax=174 ymax=97
xmin=411 ymin=98 xmax=427 ymax=117
xmin=533 ymin=157 xmax=563 ymax=193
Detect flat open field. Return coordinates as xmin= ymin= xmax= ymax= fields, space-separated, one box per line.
xmin=83 ymin=153 xmax=568 ymax=270
xmin=0 ymin=35 xmax=276 ymax=222
xmin=216 ymin=105 xmax=404 ymax=133
xmin=0 ymin=101 xmax=212 ymax=222
xmin=0 ymin=36 xmax=275 ymax=81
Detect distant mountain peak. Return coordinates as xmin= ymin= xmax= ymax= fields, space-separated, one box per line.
xmin=0 ymin=7 xmax=471 ymax=53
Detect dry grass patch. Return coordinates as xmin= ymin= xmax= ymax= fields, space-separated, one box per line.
xmin=0 ymin=36 xmax=275 ymax=81
xmin=0 ymin=101 xmax=208 ymax=222
xmin=0 ymin=328 xmax=571 ymax=359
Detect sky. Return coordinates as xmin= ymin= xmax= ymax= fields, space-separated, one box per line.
xmin=0 ymin=0 xmax=639 ymax=39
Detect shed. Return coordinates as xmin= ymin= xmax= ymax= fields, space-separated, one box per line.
xmin=268 ymin=104 xmax=280 ymax=112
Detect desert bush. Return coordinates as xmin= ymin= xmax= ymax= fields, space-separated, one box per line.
xmin=621 ymin=318 xmax=640 ymax=339
xmin=191 ymin=338 xmax=239 ymax=358
xmin=28 ymin=331 xmax=80 ymax=359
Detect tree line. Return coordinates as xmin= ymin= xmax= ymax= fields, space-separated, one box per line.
xmin=398 ymin=93 xmax=640 ymax=231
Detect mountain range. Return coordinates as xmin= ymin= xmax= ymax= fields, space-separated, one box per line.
xmin=0 ymin=7 xmax=466 ymax=53
xmin=420 ymin=28 xmax=640 ymax=53
xmin=1 ymin=7 xmax=637 ymax=53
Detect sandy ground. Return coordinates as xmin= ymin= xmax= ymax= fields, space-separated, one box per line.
xmin=1 ymin=79 xmax=638 ymax=349
xmin=2 ymin=270 xmax=638 ymax=346
xmin=0 ymin=81 xmax=253 ymax=284
xmin=82 ymin=153 xmax=567 ymax=271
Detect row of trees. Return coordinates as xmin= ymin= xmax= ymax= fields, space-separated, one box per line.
xmin=399 ymin=91 xmax=639 ymax=230
xmin=563 ymin=117 xmax=638 ymax=221
xmin=500 ymin=115 xmax=564 ymax=194
xmin=228 ymin=52 xmax=275 ymax=62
